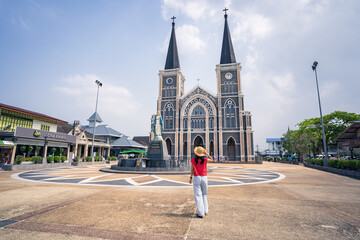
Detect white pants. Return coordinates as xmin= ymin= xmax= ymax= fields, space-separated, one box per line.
xmin=193 ymin=176 xmax=208 ymax=216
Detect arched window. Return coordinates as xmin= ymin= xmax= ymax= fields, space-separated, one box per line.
xmin=190 ymin=105 xmax=206 ymax=131
xmin=192 ymin=105 xmax=205 ymax=116
xmin=226 ymin=105 xmax=230 ymax=114
xmin=231 ymin=117 xmax=235 ymax=127
xmin=226 ymin=117 xmax=230 ymax=127
xmin=164 ymin=103 xmax=174 ymax=130
xmin=184 ymin=119 xmax=188 ymax=130
xmin=209 ymin=118 xmax=213 ymax=129
xmin=225 ymin=100 xmax=236 ymax=128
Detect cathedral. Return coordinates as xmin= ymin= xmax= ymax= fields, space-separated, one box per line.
xmin=152 ymin=11 xmax=254 ymax=162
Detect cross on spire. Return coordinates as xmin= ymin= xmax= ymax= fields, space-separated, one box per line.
xmin=171 ymin=16 xmax=176 ymax=23
xmin=223 ymin=7 xmax=228 ymax=15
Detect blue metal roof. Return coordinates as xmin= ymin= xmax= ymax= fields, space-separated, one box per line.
xmin=83 ymin=124 xmax=124 ymax=137
xmin=111 ymin=136 xmax=146 ymax=149
xmin=266 ymin=138 xmax=282 ymax=142
xmin=87 ymin=112 xmax=103 ymax=123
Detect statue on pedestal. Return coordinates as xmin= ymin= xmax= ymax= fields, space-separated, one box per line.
xmin=152 ymin=112 xmax=163 ymax=140
xmin=148 ymin=111 xmax=169 ymax=160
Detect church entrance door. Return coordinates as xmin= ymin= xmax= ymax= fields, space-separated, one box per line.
xmin=227 ymin=138 xmax=236 ymax=161
xmin=183 ymin=141 xmax=187 ymax=158
xmin=165 ymin=138 xmax=172 ymax=157
xmin=194 ymin=136 xmax=203 ymax=147
xmin=210 ymin=141 xmax=214 ymax=156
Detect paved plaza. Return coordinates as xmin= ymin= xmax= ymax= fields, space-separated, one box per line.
xmin=0 ymin=162 xmax=359 ymax=239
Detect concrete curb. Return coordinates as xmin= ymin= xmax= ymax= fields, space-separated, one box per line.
xmin=304 ymin=163 xmax=360 ymax=180
xmin=1 ymin=160 xmax=116 ymax=171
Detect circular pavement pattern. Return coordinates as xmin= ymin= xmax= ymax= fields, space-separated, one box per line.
xmin=12 ymin=166 xmax=285 ymax=188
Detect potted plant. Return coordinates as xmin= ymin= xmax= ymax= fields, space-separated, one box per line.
xmin=35 ymin=146 xmax=41 ymax=156
xmin=27 ymin=145 xmax=34 ymax=157
xmin=51 ymin=147 xmax=57 ymax=156
xmin=54 ymin=156 xmax=60 ymax=163
xmin=47 ymin=156 xmax=54 ymax=163
xmin=59 ymin=148 xmax=64 ymax=158
xmin=72 ymin=156 xmax=79 ymax=166
xmin=15 ymin=155 xmax=23 ymax=165
xmin=31 ymin=156 xmax=42 ymax=164
xmin=20 ymin=146 xmax=27 ymax=158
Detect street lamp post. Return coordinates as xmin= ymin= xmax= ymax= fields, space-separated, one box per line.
xmin=312 ymin=61 xmax=328 ymax=167
xmin=91 ymin=80 xmax=102 ymax=164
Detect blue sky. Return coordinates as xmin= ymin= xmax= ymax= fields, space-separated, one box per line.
xmin=1 ymin=0 xmax=359 ymax=150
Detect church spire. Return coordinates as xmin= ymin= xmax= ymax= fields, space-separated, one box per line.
xmin=165 ymin=16 xmax=180 ymax=70
xmin=220 ymin=8 xmax=236 ymax=64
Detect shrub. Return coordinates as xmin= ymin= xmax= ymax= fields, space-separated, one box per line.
xmin=310 ymin=158 xmax=323 ymax=166
xmin=47 ymin=156 xmax=54 ymax=163
xmin=60 ymin=156 xmax=66 ymax=162
xmin=328 ymin=159 xmax=339 ymax=168
xmin=85 ymin=156 xmax=91 ymax=162
xmin=73 ymin=156 xmax=79 ymax=162
xmin=19 ymin=146 xmax=27 ymax=153
xmin=337 ymin=160 xmax=347 ymax=169
xmin=23 ymin=157 xmax=32 ymax=162
xmin=347 ymin=160 xmax=357 ymax=170
xmin=54 ymin=156 xmax=60 ymax=163
xmin=31 ymin=156 xmax=42 ymax=164
xmin=15 ymin=155 xmax=23 ymax=165
xmin=356 ymin=160 xmax=360 ymax=170
xmin=110 ymin=156 xmax=117 ymax=161
xmin=317 ymin=159 xmax=324 ymax=166
xmin=94 ymin=156 xmax=101 ymax=161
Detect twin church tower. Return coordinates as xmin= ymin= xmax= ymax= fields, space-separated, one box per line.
xmin=152 ymin=11 xmax=254 ymax=162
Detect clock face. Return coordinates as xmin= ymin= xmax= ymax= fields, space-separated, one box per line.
xmin=166 ymin=78 xmax=173 ymax=84
xmin=225 ymin=72 xmax=233 ymax=80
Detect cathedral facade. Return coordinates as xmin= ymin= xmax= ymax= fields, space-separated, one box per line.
xmin=153 ymin=12 xmax=254 ymax=162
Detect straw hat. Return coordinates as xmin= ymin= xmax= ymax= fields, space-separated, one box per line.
xmin=194 ymin=146 xmax=206 ymax=157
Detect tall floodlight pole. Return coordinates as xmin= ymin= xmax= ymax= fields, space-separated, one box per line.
xmin=312 ymin=61 xmax=328 ymax=167
xmin=91 ymin=80 xmax=102 ymax=164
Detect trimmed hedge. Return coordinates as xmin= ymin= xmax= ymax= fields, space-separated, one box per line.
xmin=310 ymin=158 xmax=324 ymax=166
xmin=85 ymin=156 xmax=91 ymax=162
xmin=23 ymin=157 xmax=32 ymax=162
xmin=109 ymin=156 xmax=117 ymax=161
xmin=15 ymin=155 xmax=23 ymax=165
xmin=47 ymin=156 xmax=54 ymax=163
xmin=60 ymin=156 xmax=66 ymax=162
xmin=94 ymin=156 xmax=101 ymax=161
xmin=54 ymin=156 xmax=60 ymax=163
xmin=311 ymin=158 xmax=360 ymax=171
xmin=31 ymin=156 xmax=42 ymax=164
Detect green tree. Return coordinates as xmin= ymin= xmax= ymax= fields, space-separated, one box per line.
xmin=283 ymin=111 xmax=360 ymax=156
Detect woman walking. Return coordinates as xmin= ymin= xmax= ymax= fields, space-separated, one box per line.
xmin=189 ymin=146 xmax=214 ymax=218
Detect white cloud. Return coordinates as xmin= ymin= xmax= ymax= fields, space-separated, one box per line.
xmin=233 ymin=13 xmax=272 ymax=43
xmin=161 ymin=0 xmax=209 ymax=20
xmin=161 ymin=24 xmax=206 ymax=54
xmin=177 ymin=24 xmax=206 ymax=53
xmin=271 ymin=73 xmax=295 ymax=93
xmin=54 ymin=74 xmax=139 ymax=118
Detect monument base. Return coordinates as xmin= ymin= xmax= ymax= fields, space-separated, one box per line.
xmin=147 ymin=140 xmax=169 ymax=160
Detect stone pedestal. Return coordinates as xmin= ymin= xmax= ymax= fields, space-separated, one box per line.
xmin=148 ymin=140 xmax=169 ymax=160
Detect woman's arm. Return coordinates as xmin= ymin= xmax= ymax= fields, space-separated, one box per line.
xmin=205 ymin=150 xmax=214 ymax=162
xmin=189 ymin=164 xmax=194 ymax=184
